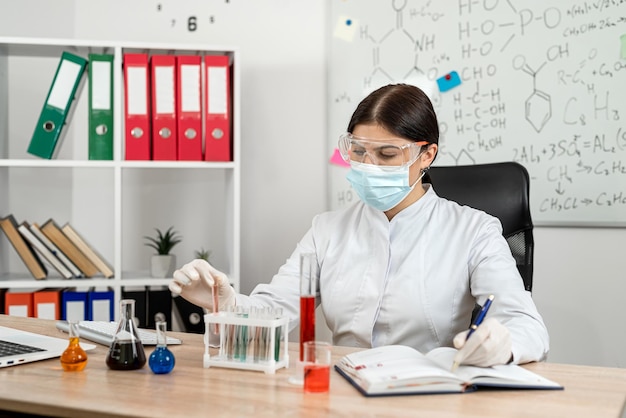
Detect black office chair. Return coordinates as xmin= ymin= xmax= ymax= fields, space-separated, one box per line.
xmin=427 ymin=162 xmax=534 ymax=293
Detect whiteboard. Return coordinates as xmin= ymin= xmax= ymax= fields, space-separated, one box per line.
xmin=328 ymin=0 xmax=626 ymax=227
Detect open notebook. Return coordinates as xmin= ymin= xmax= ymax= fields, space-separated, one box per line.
xmin=335 ymin=345 xmax=563 ymax=396
xmin=0 ymin=325 xmax=96 ymax=368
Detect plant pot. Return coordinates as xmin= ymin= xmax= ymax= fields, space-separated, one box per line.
xmin=150 ymin=255 xmax=176 ymax=278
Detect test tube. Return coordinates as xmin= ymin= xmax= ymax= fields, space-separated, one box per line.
xmin=299 ymin=253 xmax=317 ymax=361
xmin=247 ymin=307 xmax=257 ymax=362
xmin=226 ymin=306 xmax=235 ymax=360
xmin=274 ymin=307 xmax=283 ymax=362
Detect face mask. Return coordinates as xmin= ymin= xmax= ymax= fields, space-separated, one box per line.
xmin=346 ymin=161 xmax=426 ymax=211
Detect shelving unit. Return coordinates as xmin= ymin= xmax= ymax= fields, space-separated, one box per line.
xmin=0 ymin=37 xmax=240 ymax=316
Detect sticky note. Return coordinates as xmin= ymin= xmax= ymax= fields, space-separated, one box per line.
xmin=330 ymin=148 xmax=350 ymax=168
xmin=621 ymin=34 xmax=626 ymax=60
xmin=436 ymin=71 xmax=461 ymax=92
xmin=333 ymin=16 xmax=357 ymax=42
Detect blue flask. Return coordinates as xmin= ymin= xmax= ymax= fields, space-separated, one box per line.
xmin=149 ymin=321 xmax=175 ymax=374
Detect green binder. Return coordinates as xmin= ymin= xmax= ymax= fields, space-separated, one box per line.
xmin=88 ymin=53 xmax=114 ymax=160
xmin=27 ymin=51 xmax=88 ymax=159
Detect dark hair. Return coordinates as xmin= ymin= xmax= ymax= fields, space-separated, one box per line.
xmin=347 ymin=84 xmax=439 ymax=145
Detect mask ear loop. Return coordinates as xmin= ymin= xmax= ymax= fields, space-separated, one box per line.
xmin=408 ymin=146 xmax=431 ymax=188
xmin=407 ymin=150 xmax=428 ymax=188
xmin=407 ymin=168 xmax=427 ymax=190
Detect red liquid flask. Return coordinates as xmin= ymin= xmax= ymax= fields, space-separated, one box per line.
xmin=304 ymin=364 xmax=331 ymax=393
xmin=303 ymin=341 xmax=331 ymax=393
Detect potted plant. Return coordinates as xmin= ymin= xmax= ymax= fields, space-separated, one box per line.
xmin=144 ymin=226 xmax=182 ymax=278
xmin=194 ymin=247 xmax=212 ymax=262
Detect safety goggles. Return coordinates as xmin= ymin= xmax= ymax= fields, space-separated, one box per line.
xmin=338 ymin=133 xmax=429 ymax=167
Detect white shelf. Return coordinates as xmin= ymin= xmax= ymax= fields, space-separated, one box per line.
xmin=0 ymin=159 xmax=236 ymax=169
xmin=0 ymin=36 xmax=241 ymax=317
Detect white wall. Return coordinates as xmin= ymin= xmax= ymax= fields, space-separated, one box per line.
xmin=533 ymin=227 xmax=626 ymax=367
xmin=1 ymin=0 xmax=625 ymax=368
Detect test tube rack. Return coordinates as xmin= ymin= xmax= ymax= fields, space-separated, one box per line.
xmin=203 ymin=312 xmax=290 ymax=374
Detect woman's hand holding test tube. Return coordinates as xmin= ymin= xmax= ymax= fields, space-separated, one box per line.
xmin=169 ymin=259 xmax=236 ymax=311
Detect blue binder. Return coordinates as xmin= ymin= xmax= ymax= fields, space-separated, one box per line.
xmin=61 ymin=289 xmax=88 ymax=322
xmin=87 ymin=287 xmax=114 ymax=321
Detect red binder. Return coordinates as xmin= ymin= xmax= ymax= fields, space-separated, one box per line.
xmin=5 ymin=291 xmax=34 ymax=318
xmin=176 ymin=55 xmax=203 ymax=160
xmin=151 ymin=55 xmax=177 ymax=160
xmin=123 ymin=53 xmax=151 ymax=160
xmin=204 ymin=55 xmax=232 ymax=162
xmin=33 ymin=289 xmax=61 ymax=320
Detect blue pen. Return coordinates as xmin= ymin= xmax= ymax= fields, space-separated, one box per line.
xmin=451 ymin=294 xmax=494 ymax=371
xmin=466 ymin=294 xmax=495 ymax=341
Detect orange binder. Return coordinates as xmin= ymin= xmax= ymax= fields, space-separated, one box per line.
xmin=5 ymin=290 xmax=34 ymax=318
xmin=123 ymin=53 xmax=151 ymax=160
xmin=204 ymin=55 xmax=232 ymax=162
xmin=176 ymin=55 xmax=203 ymax=161
xmin=151 ymin=55 xmax=177 ymax=160
xmin=33 ymin=289 xmax=62 ymax=320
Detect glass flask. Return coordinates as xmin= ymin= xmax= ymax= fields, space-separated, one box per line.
xmin=149 ymin=321 xmax=175 ymax=374
xmin=60 ymin=320 xmax=88 ymax=371
xmin=106 ymin=299 xmax=146 ymax=370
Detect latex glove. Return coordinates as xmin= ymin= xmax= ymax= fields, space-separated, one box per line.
xmin=169 ymin=259 xmax=236 ymax=311
xmin=452 ymin=317 xmax=512 ymax=368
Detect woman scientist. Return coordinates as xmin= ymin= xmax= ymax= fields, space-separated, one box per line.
xmin=169 ymin=83 xmax=549 ymax=367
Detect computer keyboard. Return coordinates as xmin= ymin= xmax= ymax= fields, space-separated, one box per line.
xmin=0 ymin=340 xmax=46 ymax=358
xmin=55 ymin=321 xmax=182 ymax=346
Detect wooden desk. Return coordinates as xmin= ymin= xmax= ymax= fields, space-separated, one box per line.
xmin=1 ymin=315 xmax=625 ymax=418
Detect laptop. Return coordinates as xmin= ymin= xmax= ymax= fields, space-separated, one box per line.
xmin=0 ymin=325 xmax=96 ymax=368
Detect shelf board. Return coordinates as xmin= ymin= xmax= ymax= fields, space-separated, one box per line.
xmin=0 ymin=159 xmax=235 ymax=169
xmin=0 ymin=276 xmax=115 ymax=289
xmin=0 ymin=274 xmax=172 ymax=289
xmin=0 ymin=36 xmax=238 ymax=55
xmin=0 ymin=159 xmax=115 ymax=168
xmin=120 ymin=161 xmax=235 ymax=169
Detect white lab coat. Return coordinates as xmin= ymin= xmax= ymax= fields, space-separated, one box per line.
xmin=237 ymin=184 xmax=549 ymax=364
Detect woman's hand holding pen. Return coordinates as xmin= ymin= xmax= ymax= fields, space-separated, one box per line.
xmin=169 ymin=259 xmax=236 ymax=311
xmin=452 ymin=317 xmax=512 ymax=368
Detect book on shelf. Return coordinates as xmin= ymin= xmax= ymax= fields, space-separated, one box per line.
xmin=334 ymin=345 xmax=563 ymax=397
xmin=30 ymin=223 xmax=83 ymax=278
xmin=18 ymin=221 xmax=73 ymax=280
xmin=61 ymin=223 xmax=114 ymax=278
xmin=40 ymin=219 xmax=99 ymax=278
xmin=0 ymin=215 xmax=47 ymax=280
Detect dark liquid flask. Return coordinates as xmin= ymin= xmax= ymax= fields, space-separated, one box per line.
xmin=106 ymin=299 xmax=146 ymax=370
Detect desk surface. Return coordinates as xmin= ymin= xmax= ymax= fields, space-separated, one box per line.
xmin=1 ymin=315 xmax=626 ymax=418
